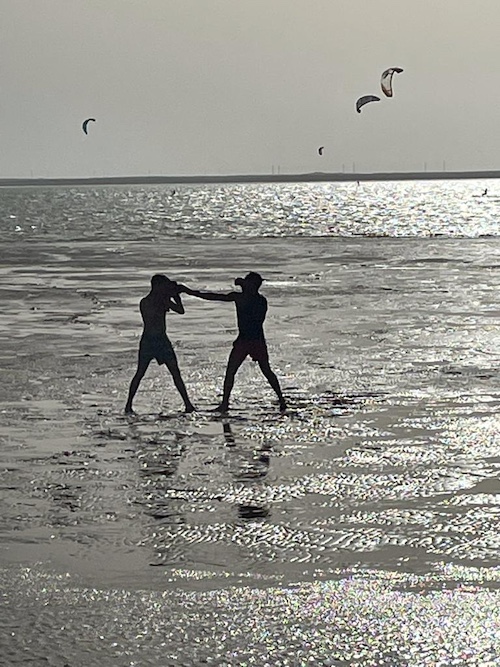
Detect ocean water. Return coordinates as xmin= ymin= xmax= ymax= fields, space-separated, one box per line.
xmin=1 ymin=180 xmax=500 ymax=666
xmin=3 ymin=178 xmax=500 ymax=241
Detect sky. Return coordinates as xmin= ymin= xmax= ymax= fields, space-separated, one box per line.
xmin=2 ymin=0 xmax=500 ymax=178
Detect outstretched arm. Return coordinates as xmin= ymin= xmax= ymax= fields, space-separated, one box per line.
xmin=180 ymin=286 xmax=236 ymax=302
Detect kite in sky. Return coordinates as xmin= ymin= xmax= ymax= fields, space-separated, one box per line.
xmin=381 ymin=67 xmax=404 ymax=97
xmin=356 ymin=95 xmax=380 ymax=113
xmin=82 ymin=118 xmax=96 ymax=135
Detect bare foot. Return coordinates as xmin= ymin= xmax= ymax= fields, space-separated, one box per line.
xmin=184 ymin=404 xmax=196 ymax=413
xmin=124 ymin=405 xmax=135 ymax=415
xmin=213 ymin=403 xmax=229 ymax=413
xmin=279 ymin=401 xmax=287 ymax=413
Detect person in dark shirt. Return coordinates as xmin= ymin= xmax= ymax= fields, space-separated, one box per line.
xmin=125 ymin=274 xmax=195 ymax=414
xmin=180 ymin=272 xmax=286 ymax=412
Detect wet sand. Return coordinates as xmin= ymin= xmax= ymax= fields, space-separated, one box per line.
xmin=1 ymin=236 xmax=500 ymax=665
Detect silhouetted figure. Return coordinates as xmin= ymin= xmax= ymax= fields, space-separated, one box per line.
xmin=125 ymin=274 xmax=195 ymax=414
xmin=483 ymin=188 xmax=488 ymax=196
xmin=181 ymin=272 xmax=286 ymax=412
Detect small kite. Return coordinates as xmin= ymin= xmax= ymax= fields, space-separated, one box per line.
xmin=82 ymin=118 xmax=96 ymax=135
xmin=380 ymin=67 xmax=404 ymax=98
xmin=356 ymin=95 xmax=380 ymax=113
xmin=318 ymin=146 xmax=324 ymax=156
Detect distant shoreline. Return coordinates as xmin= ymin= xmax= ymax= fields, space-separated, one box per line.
xmin=1 ymin=170 xmax=499 ymax=187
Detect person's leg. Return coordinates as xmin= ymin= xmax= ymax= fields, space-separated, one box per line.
xmin=258 ymin=359 xmax=287 ymax=411
xmin=216 ymin=347 xmax=246 ymax=412
xmin=165 ymin=357 xmax=196 ymax=412
xmin=125 ymin=358 xmax=151 ymax=413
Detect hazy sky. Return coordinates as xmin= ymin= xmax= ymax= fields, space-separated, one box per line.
xmin=2 ymin=0 xmax=500 ymax=177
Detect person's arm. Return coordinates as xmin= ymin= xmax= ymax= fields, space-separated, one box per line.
xmin=180 ymin=285 xmax=236 ymax=302
xmin=167 ymin=293 xmax=185 ymax=314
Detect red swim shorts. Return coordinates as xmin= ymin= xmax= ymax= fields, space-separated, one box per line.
xmin=232 ymin=338 xmax=269 ymax=363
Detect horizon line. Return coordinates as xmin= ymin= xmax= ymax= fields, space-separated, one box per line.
xmin=1 ymin=169 xmax=500 ymax=186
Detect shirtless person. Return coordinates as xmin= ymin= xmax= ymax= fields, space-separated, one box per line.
xmin=125 ymin=274 xmax=195 ymax=414
xmin=180 ymin=272 xmax=286 ymax=412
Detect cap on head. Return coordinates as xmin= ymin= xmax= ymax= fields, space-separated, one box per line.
xmin=245 ymin=271 xmax=263 ymax=288
xmin=151 ymin=274 xmax=170 ymax=289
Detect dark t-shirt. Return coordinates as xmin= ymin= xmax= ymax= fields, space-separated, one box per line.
xmin=233 ymin=292 xmax=267 ymax=341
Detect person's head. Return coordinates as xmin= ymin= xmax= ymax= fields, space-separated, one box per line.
xmin=151 ymin=274 xmax=177 ymax=295
xmin=235 ymin=271 xmax=263 ymax=293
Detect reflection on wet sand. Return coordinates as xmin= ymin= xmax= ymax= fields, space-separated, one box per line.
xmin=225 ymin=421 xmax=272 ymax=520
xmin=130 ymin=417 xmax=276 ymax=568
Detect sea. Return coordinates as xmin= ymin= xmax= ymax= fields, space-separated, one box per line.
xmin=1 ymin=179 xmax=500 ymax=666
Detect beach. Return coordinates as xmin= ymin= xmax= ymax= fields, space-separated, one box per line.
xmin=1 ymin=182 xmax=500 ymax=666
